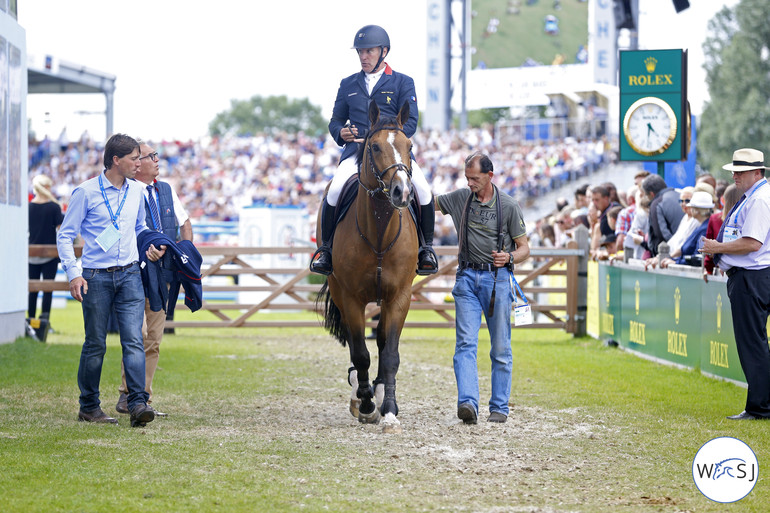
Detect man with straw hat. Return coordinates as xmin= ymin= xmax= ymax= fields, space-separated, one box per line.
xmin=701 ymin=148 xmax=770 ymax=420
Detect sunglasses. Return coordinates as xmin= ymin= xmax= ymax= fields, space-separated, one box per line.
xmin=140 ymin=152 xmax=159 ymax=161
xmin=678 ymin=198 xmax=691 ymax=204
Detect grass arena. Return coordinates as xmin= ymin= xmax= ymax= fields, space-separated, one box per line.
xmin=1 ymin=300 xmax=768 ymax=513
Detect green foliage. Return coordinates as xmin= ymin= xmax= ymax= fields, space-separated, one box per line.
xmin=699 ymin=0 xmax=770 ymax=175
xmin=465 ymin=107 xmax=511 ymax=127
xmin=208 ymin=95 xmax=326 ymax=137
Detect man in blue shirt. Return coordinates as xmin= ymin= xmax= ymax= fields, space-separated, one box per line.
xmin=701 ymin=148 xmax=770 ymax=420
xmin=57 ymin=134 xmax=164 ymax=427
xmin=310 ymin=25 xmax=437 ymax=276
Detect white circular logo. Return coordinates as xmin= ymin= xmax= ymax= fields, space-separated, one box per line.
xmin=693 ymin=437 xmax=758 ymax=503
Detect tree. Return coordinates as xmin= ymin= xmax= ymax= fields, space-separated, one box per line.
xmin=209 ymin=95 xmax=326 ymax=137
xmin=699 ymin=0 xmax=770 ymax=175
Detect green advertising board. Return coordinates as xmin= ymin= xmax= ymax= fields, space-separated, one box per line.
xmin=596 ymin=262 xmax=746 ymax=385
xmin=619 ymin=49 xmax=687 ymax=162
xmin=700 ymin=282 xmax=745 ymax=383
xmin=620 ymin=267 xmax=656 ymax=355
xmin=598 ymin=264 xmax=621 ymax=341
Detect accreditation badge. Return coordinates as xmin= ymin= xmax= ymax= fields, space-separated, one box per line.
xmin=514 ymin=303 xmax=533 ymax=326
xmin=95 ymin=224 xmax=120 ymax=252
xmin=722 ymin=227 xmax=739 ymax=243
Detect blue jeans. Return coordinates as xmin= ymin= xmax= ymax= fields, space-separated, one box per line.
xmin=452 ymin=267 xmax=513 ymax=416
xmin=78 ymin=263 xmax=148 ymax=412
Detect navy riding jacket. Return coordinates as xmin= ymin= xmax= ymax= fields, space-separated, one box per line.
xmin=137 ymin=230 xmax=202 ymax=314
xmin=328 ymin=63 xmax=419 ymax=164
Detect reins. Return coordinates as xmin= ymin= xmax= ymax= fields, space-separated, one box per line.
xmin=355 ymin=124 xmax=411 ymax=305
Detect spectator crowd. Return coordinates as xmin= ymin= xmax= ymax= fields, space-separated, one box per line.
xmin=28 ymin=127 xmax=614 ymax=240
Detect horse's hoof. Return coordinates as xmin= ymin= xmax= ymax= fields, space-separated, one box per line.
xmin=349 ymin=398 xmax=361 ymax=418
xmin=358 ymin=406 xmax=381 ymax=424
xmin=381 ymin=412 xmax=402 ymax=434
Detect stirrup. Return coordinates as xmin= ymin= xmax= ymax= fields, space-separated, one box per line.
xmin=416 ymin=246 xmax=438 ymax=276
xmin=310 ymin=246 xmax=333 ymax=275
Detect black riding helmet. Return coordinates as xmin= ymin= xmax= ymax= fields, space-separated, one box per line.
xmin=353 ymin=25 xmax=390 ymax=73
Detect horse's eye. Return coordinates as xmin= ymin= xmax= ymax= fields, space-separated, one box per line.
xmin=372 ymin=143 xmax=381 ymax=152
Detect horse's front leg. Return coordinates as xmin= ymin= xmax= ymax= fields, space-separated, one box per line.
xmin=346 ymin=310 xmax=379 ymax=424
xmin=376 ymin=302 xmax=409 ymax=418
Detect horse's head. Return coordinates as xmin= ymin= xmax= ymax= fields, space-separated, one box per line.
xmin=357 ymin=101 xmax=413 ymax=209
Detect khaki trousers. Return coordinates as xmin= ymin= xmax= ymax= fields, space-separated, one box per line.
xmin=119 ymin=298 xmax=166 ymax=402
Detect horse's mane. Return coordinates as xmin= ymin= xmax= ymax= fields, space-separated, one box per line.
xmin=354 ymin=116 xmax=402 ymax=168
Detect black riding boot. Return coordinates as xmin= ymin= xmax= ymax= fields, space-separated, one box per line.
xmin=417 ymin=200 xmax=439 ymax=275
xmin=310 ymin=199 xmax=336 ymax=275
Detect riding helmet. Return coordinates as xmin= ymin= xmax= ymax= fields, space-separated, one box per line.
xmin=353 ymin=25 xmax=390 ymax=51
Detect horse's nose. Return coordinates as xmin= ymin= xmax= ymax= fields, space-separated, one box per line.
xmin=390 ymin=171 xmax=411 ymax=208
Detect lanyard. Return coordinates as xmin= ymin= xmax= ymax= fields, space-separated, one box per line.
xmin=511 ymin=276 xmax=528 ymax=305
xmin=728 ymin=179 xmax=767 ymax=227
xmin=98 ymin=174 xmax=128 ymax=230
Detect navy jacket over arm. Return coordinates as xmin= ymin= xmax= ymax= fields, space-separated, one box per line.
xmin=137 ymin=231 xmax=202 ymax=314
xmin=328 ymin=63 xmax=419 ymax=163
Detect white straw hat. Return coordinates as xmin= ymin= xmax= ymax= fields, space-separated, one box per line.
xmin=722 ymin=148 xmax=768 ymax=172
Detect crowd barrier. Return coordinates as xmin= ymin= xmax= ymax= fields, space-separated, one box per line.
xmin=592 ymin=260 xmax=748 ymax=386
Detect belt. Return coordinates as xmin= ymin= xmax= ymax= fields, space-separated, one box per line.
xmin=726 ymin=267 xmax=742 ymax=278
xmin=93 ymin=262 xmax=137 ymax=273
xmin=459 ymin=259 xmax=495 ymax=272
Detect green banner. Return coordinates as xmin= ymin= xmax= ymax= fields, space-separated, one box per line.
xmin=595 ymin=263 xmax=746 ymax=385
xmin=700 ymin=282 xmax=745 ymax=383
xmin=599 ymin=264 xmax=621 ymax=341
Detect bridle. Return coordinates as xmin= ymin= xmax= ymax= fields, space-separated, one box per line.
xmin=357 ymin=124 xmax=413 ymax=199
xmin=355 ymin=123 xmax=414 ymax=305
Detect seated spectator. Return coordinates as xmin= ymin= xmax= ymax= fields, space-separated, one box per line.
xmin=659 ymin=191 xmax=714 ymax=268
xmin=703 ymin=184 xmax=740 ymax=280
xmin=625 ymin=189 xmax=650 ymax=259
xmin=641 ymin=174 xmax=684 ymax=257
xmin=666 ymin=187 xmax=699 ymax=255
xmin=595 ymin=205 xmax=623 ymax=260
xmin=615 ymin=185 xmax=636 ymax=251
xmin=696 ymin=172 xmax=717 ymax=191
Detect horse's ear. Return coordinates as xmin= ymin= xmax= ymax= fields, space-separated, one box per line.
xmin=368 ymin=101 xmax=380 ymax=127
xmin=398 ymin=101 xmax=410 ymax=127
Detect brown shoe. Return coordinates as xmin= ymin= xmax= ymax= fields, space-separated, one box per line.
xmin=115 ymin=392 xmax=129 ymax=414
xmin=78 ymin=408 xmax=118 ymax=424
xmin=129 ymin=403 xmax=156 ymax=427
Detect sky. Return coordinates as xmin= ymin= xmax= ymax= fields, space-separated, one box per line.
xmin=18 ymin=0 xmax=735 ymax=143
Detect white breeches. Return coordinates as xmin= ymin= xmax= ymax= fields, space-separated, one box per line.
xmin=326 ymin=157 xmax=432 ymax=207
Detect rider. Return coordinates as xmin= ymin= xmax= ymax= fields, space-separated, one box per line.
xmin=310 ymin=24 xmax=438 ymax=276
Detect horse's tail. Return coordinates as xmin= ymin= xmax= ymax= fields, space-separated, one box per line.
xmin=317 ymin=280 xmax=348 ymax=347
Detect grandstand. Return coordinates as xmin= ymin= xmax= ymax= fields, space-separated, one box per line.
xmin=27 ymin=127 xmax=627 ymax=244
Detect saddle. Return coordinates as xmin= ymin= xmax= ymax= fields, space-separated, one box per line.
xmin=330 ymin=175 xmax=422 ymax=246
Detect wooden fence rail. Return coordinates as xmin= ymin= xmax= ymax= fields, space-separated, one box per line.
xmin=29 ymin=238 xmax=589 ymax=335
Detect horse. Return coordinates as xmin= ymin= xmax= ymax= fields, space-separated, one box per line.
xmin=317 ymin=100 xmax=418 ymax=433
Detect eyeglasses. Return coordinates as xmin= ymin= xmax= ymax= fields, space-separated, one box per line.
xmin=140 ymin=152 xmax=159 ymax=161
xmin=678 ymin=198 xmax=691 ymax=204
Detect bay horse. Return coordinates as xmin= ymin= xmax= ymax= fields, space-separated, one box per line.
xmin=317 ymin=100 xmax=418 ymax=432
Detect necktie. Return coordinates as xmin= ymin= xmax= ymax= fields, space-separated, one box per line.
xmin=713 ymin=194 xmax=745 ymax=266
xmin=146 ymin=185 xmax=162 ymax=231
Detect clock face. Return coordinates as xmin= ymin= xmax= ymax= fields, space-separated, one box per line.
xmin=623 ymin=97 xmax=678 ymax=156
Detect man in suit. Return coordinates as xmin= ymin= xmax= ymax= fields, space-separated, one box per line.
xmin=310 ymin=24 xmax=437 ymax=276
xmin=115 ymin=140 xmax=192 ymax=417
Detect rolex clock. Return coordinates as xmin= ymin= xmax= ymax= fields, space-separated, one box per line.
xmin=622 ymin=97 xmax=678 ymax=157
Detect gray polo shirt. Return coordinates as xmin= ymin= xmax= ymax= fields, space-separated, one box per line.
xmin=437 ymin=188 xmax=527 ymax=264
